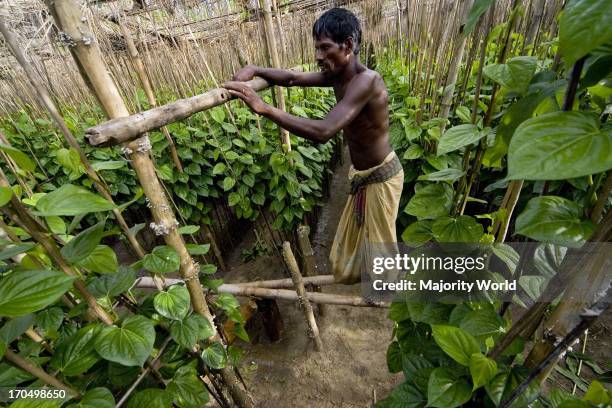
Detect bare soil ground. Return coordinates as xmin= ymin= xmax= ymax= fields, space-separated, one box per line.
xmin=221 ymin=145 xmax=402 ymax=407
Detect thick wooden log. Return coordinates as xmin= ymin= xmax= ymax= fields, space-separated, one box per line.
xmin=134 ymin=277 xmax=388 ymax=308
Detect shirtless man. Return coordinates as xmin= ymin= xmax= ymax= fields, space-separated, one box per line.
xmin=224 ymin=8 xmax=403 ymax=284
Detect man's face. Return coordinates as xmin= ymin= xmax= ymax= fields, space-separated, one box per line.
xmin=314 ymin=35 xmax=351 ymax=77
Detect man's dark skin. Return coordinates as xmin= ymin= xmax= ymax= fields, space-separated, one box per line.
xmin=223 ymin=35 xmax=392 ymax=171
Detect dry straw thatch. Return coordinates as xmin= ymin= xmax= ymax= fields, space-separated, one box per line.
xmin=0 ymin=0 xmax=562 ymax=115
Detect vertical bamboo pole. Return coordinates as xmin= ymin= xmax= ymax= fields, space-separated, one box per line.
xmin=438 ymin=0 xmax=474 ymax=128
xmin=282 ymin=242 xmax=323 ymax=352
xmin=271 ymin=0 xmax=287 ymax=65
xmin=260 ymin=0 xmax=291 ymax=151
xmin=118 ymin=21 xmax=184 ymax=173
xmin=45 ymin=1 xmax=252 ymax=406
xmin=296 ymin=224 xmax=325 ymax=316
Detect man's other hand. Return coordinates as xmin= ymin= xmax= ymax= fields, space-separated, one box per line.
xmin=232 ymin=65 xmax=257 ymax=81
xmin=222 ymin=81 xmax=268 ymax=115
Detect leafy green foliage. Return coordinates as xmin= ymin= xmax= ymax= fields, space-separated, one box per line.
xmin=469 ymin=353 xmax=498 ymax=390
xmin=154 ymin=285 xmax=191 ymax=321
xmin=60 ymin=221 xmax=106 ymax=263
xmin=51 ymin=323 xmax=101 ymax=376
xmin=0 ymin=143 xmax=35 ymax=171
xmin=437 ymin=124 xmax=486 ymax=156
xmin=0 ymin=270 xmax=76 ymax=317
xmin=515 ymin=196 xmax=595 ymax=245
xmin=127 ymin=388 xmax=173 ymax=408
xmin=431 ymin=325 xmax=481 ymax=366
xmin=559 ymin=0 xmax=612 ymax=66
xmin=483 ymin=56 xmax=537 ymax=95
xmin=143 ymin=246 xmax=180 ymax=274
xmin=201 ymin=341 xmax=227 ymax=369
xmin=427 ymin=368 xmax=472 ymax=408
xmin=170 ymin=314 xmax=215 ymax=349
xmin=166 ymin=365 xmax=210 ymax=408
xmin=66 ymin=387 xmax=115 ymax=408
xmin=34 ymin=185 xmax=116 ymax=216
xmin=507 ymin=111 xmax=612 ymax=180
xmin=94 ymin=316 xmax=155 ymax=367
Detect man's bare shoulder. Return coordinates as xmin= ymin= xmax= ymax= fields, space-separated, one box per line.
xmin=354 ymin=69 xmax=385 ymax=90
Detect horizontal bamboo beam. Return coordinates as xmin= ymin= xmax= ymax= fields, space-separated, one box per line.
xmin=236 ymin=274 xmax=335 ymax=288
xmin=85 ymin=67 xmax=301 ymax=147
xmin=135 ymin=277 xmax=388 ymax=308
xmin=136 ymin=275 xmax=335 ymax=289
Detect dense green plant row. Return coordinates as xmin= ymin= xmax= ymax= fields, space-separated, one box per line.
xmin=1 ymin=85 xmax=337 ymax=232
xmin=377 ymin=0 xmax=611 ymax=406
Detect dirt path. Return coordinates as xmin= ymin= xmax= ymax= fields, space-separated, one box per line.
xmin=221 ymin=145 xmax=401 ymax=407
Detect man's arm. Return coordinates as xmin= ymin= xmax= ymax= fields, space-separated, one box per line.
xmin=234 ymin=65 xmax=330 ymax=87
xmin=224 ymin=73 xmax=374 ymax=143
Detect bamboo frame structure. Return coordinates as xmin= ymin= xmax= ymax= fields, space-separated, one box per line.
xmin=85 ymin=76 xmax=272 ymax=146
xmin=283 ymin=241 xmax=323 ymax=351
xmin=134 ymin=276 xmax=389 ymax=307
xmin=45 ymin=0 xmax=252 ymax=405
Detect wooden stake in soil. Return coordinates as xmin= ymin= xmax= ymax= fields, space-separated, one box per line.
xmin=282 ymin=241 xmax=323 ymax=351
xmin=296 ymin=224 xmax=326 ymax=316
xmin=45 ymin=1 xmax=252 ymax=406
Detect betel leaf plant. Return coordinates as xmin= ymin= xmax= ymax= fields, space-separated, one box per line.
xmin=1 ymin=84 xmax=336 ymax=235
xmin=0 ymin=147 xmax=251 ymax=407
xmin=378 ymin=0 xmax=611 ymax=406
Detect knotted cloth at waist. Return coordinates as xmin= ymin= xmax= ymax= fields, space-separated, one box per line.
xmin=350 ymin=154 xmax=403 ymax=226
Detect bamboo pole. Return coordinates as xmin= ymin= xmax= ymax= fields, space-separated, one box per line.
xmin=45 ymin=1 xmax=252 ymax=405
xmin=489 ymin=212 xmax=612 ymax=360
xmin=271 ymin=0 xmax=286 ymax=64
xmin=118 ymin=20 xmax=184 ymax=173
xmin=438 ymin=0 xmax=474 ymax=128
xmin=0 ymin=17 xmax=152 ymax=269
xmin=84 ymin=76 xmax=271 ymax=146
xmin=282 ymin=242 xmax=323 ymax=351
xmin=3 ymin=349 xmax=79 ymax=397
xmin=136 ymin=274 xmax=336 ymax=289
xmin=501 ymin=288 xmax=610 ymax=408
xmin=296 ymin=224 xmax=326 ymax=316
xmin=260 ymin=0 xmax=291 ymax=150
xmin=590 ymin=171 xmax=612 ymax=223
xmin=135 ymin=276 xmax=388 ymax=307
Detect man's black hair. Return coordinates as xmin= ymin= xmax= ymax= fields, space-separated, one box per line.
xmin=312 ymin=8 xmax=362 ymax=55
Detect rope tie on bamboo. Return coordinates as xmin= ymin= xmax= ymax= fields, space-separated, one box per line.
xmin=144 ymin=197 xmax=171 ymax=213
xmin=349 ymin=155 xmax=402 ymax=226
xmin=58 ymin=31 xmax=93 ymax=47
xmin=149 ymin=219 xmax=179 ymax=236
